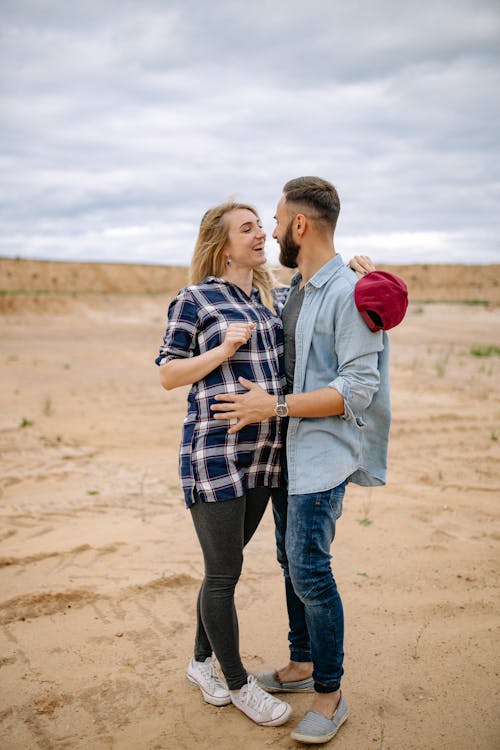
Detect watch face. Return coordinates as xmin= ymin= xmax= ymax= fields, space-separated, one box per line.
xmin=276 ymin=403 xmax=288 ymax=417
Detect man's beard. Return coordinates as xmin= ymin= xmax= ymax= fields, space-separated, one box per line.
xmin=279 ymin=220 xmax=300 ymax=268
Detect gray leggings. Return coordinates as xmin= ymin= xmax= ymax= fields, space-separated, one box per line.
xmin=190 ymin=487 xmax=270 ymax=690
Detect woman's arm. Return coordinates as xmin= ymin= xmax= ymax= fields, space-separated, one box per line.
xmin=159 ymin=322 xmax=255 ymax=390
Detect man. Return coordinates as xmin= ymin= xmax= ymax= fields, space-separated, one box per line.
xmin=211 ymin=176 xmax=391 ymax=744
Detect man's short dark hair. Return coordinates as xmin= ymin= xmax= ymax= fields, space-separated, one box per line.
xmin=283 ymin=176 xmax=340 ymax=231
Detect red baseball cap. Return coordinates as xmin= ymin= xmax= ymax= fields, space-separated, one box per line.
xmin=354 ymin=270 xmax=409 ymax=332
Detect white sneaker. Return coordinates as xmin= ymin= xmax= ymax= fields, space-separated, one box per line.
xmin=186 ymin=656 xmax=231 ymax=706
xmin=231 ymin=675 xmax=292 ymax=726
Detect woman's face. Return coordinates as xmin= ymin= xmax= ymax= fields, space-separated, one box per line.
xmin=224 ymin=208 xmax=267 ymax=270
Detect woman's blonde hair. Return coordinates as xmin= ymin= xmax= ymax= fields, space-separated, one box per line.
xmin=189 ymin=200 xmax=278 ymax=313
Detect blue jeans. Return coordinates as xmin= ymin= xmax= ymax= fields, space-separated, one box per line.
xmin=271 ymin=481 xmax=347 ymax=693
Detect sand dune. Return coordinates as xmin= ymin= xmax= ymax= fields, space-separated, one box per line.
xmin=0 ymin=261 xmax=499 ymax=749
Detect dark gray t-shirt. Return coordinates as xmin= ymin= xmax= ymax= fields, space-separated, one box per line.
xmin=282 ymin=284 xmax=305 ymax=392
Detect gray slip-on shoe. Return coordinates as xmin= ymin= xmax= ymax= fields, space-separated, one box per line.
xmin=256 ymin=670 xmax=315 ymax=693
xmin=290 ymin=694 xmax=348 ymax=744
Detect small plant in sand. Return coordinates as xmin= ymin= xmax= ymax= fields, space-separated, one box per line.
xmin=357 ymin=501 xmax=373 ymax=527
xmin=478 ymin=362 xmax=495 ymax=376
xmin=491 ymin=430 xmax=498 ymax=442
xmin=20 ymin=417 xmax=33 ymax=428
xmin=42 ymin=397 xmax=54 ymax=416
xmin=434 ymin=350 xmax=451 ymax=378
xmin=376 ymin=704 xmax=386 ymax=750
xmin=86 ymin=489 xmax=99 ymax=495
xmin=411 ymin=621 xmax=429 ymax=660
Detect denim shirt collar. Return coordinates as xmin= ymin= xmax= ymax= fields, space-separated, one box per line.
xmin=289 ymin=253 xmax=344 ymax=291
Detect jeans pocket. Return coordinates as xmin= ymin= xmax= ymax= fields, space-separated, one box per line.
xmin=328 ymin=481 xmax=347 ymax=520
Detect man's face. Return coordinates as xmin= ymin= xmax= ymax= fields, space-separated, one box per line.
xmin=272 ymin=195 xmax=300 ymax=269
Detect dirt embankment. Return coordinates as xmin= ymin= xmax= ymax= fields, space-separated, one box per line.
xmin=0 ymin=258 xmax=499 ymax=314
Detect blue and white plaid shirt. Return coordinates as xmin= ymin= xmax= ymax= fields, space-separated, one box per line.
xmin=156 ymin=277 xmax=289 ymax=507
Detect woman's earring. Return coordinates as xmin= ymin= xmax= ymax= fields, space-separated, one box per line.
xmin=226 ymin=257 xmax=232 ymax=266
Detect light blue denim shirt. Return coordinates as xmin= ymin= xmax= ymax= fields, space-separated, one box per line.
xmin=285 ymin=254 xmax=391 ymax=494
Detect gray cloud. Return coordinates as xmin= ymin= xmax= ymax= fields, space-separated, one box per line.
xmin=0 ymin=0 xmax=499 ymax=266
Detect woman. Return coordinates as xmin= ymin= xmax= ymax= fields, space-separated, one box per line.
xmin=155 ymin=200 xmax=292 ymax=727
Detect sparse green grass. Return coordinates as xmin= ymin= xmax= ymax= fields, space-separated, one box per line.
xmin=86 ymin=490 xmax=99 ymax=496
xmin=479 ymin=363 xmax=495 ymax=376
xmin=20 ymin=417 xmax=33 ymax=428
xmin=470 ymin=345 xmax=500 ymax=358
xmin=411 ymin=621 xmax=429 ymax=660
xmin=42 ymin=397 xmax=54 ymax=416
xmin=434 ymin=345 xmax=455 ymax=378
xmin=357 ymin=502 xmax=373 ymax=527
xmin=491 ymin=431 xmax=498 ymax=442
xmin=434 ymin=356 xmax=448 ymax=377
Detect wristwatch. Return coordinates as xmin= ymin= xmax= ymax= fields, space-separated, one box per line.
xmin=274 ymin=396 xmax=289 ymax=418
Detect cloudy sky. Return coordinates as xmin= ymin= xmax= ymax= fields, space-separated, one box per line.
xmin=1 ymin=0 xmax=499 ymax=267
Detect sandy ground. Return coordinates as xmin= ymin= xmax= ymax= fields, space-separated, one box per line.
xmin=0 ymin=262 xmax=499 ymax=749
